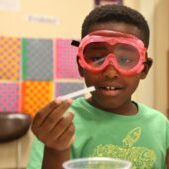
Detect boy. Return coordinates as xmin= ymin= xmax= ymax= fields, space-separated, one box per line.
xmin=27 ymin=5 xmax=169 ymax=169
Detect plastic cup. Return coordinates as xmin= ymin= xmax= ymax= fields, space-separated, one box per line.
xmin=63 ymin=157 xmax=132 ymax=169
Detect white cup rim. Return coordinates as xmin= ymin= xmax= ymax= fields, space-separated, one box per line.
xmin=63 ymin=157 xmax=132 ymax=169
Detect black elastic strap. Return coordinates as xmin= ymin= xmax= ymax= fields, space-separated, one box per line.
xmin=71 ymin=40 xmax=80 ymax=47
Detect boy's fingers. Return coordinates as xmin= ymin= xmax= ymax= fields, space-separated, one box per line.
xmin=38 ymin=101 xmax=72 ymax=129
xmin=49 ymin=112 xmax=74 ymax=139
xmin=33 ymin=100 xmax=71 ymax=129
xmin=38 ymin=113 xmax=74 ymax=148
xmin=55 ymin=124 xmax=75 ymax=150
xmin=32 ymin=101 xmax=58 ymax=127
xmin=33 ymin=98 xmax=72 ymax=126
xmin=48 ymin=123 xmax=75 ymax=151
xmin=32 ymin=103 xmax=73 ymax=137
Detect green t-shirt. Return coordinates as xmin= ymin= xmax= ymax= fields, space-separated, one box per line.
xmin=27 ymin=97 xmax=169 ymax=169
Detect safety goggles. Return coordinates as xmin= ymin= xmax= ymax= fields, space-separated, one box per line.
xmin=75 ymin=30 xmax=147 ymax=76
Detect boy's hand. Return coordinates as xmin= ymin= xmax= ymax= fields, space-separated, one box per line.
xmin=31 ymin=99 xmax=75 ymax=151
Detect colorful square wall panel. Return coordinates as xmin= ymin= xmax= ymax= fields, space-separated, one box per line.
xmin=0 ymin=83 xmax=20 ymax=112
xmin=0 ymin=37 xmax=21 ymax=80
xmin=22 ymin=38 xmax=53 ymax=80
xmin=21 ymin=81 xmax=53 ymax=116
xmin=55 ymin=39 xmax=80 ymax=79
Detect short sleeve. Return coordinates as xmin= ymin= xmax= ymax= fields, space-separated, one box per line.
xmin=166 ymin=119 xmax=169 ymax=149
xmin=27 ymin=137 xmax=44 ymax=169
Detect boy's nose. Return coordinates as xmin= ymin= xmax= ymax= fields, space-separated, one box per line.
xmin=102 ymin=64 xmax=119 ymax=79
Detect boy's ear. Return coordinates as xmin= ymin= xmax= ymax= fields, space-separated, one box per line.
xmin=140 ymin=57 xmax=153 ymax=79
xmin=76 ymin=56 xmax=84 ymax=77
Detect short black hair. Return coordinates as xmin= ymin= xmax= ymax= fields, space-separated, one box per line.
xmin=82 ymin=5 xmax=150 ymax=48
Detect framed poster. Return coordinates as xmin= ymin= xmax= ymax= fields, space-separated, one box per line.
xmin=95 ymin=0 xmax=123 ymax=7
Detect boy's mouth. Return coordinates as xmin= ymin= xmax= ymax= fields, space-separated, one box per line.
xmin=99 ymin=86 xmax=123 ymax=90
xmin=97 ymin=85 xmax=124 ymax=96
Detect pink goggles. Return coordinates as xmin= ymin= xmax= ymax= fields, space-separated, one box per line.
xmin=77 ymin=30 xmax=147 ymax=76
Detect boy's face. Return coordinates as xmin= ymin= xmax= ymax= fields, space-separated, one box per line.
xmin=78 ymin=22 xmax=151 ymax=112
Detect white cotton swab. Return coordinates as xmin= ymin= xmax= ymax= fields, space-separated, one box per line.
xmin=60 ymin=86 xmax=95 ymax=101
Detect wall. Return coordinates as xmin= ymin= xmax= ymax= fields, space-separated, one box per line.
xmin=125 ymin=0 xmax=169 ymax=115
xmin=154 ymin=0 xmax=169 ymax=114
xmin=0 ymin=1 xmax=93 ymax=168
xmin=0 ymin=0 xmax=93 ymax=39
xmin=0 ymin=0 xmax=168 ymax=168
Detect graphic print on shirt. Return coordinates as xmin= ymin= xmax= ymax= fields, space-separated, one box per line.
xmin=92 ymin=127 xmax=156 ymax=169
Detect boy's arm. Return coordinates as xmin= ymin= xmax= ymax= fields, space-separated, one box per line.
xmin=31 ymin=100 xmax=75 ymax=169
xmin=167 ymin=148 xmax=169 ymax=169
xmin=42 ymin=147 xmax=70 ymax=169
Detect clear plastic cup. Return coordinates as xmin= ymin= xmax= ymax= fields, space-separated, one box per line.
xmin=62 ymin=157 xmax=132 ymax=169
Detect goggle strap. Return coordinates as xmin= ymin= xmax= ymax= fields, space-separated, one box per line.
xmin=71 ymin=40 xmax=80 ymax=47
xmin=144 ymin=59 xmax=152 ymax=66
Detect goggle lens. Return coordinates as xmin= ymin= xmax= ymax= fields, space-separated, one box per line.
xmin=83 ymin=42 xmax=140 ymax=70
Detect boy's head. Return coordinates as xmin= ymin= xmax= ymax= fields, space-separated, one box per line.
xmin=76 ymin=5 xmax=152 ymax=112
xmin=81 ymin=4 xmax=150 ymax=48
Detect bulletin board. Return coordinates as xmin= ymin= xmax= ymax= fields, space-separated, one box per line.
xmin=0 ymin=36 xmax=84 ymax=116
